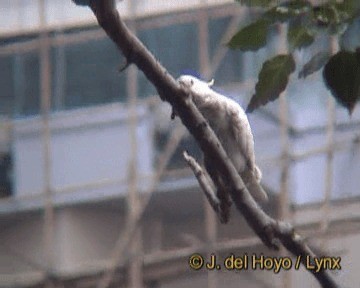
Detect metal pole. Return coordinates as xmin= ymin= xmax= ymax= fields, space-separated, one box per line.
xmin=277 ymin=23 xmax=291 ymax=288
xmin=320 ymin=36 xmax=338 ymax=243
xmin=127 ymin=62 xmax=144 ymax=288
xmin=126 ymin=2 xmax=143 ymax=287
xmin=39 ymin=0 xmax=55 ymax=287
xmin=198 ymin=5 xmax=218 ymax=288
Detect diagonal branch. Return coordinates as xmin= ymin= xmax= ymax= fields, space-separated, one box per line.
xmin=73 ymin=1 xmax=341 ymax=287
xmin=183 ymin=151 xmax=224 ymax=221
xmin=90 ymin=0 xmax=276 ymax=248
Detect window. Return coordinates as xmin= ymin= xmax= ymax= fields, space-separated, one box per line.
xmin=138 ymin=22 xmax=199 ymax=97
xmin=0 ymin=153 xmax=12 ymax=198
xmin=0 ymin=52 xmax=40 ymax=117
xmin=54 ymin=37 xmax=127 ymax=110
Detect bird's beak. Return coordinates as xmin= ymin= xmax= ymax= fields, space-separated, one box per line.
xmin=207 ymin=79 xmax=214 ymax=87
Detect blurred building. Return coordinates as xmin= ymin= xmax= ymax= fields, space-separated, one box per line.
xmin=1 ymin=1 xmax=360 ymax=287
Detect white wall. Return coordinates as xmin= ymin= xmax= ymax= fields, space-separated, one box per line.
xmin=0 ymin=0 xmax=233 ymax=37
xmin=13 ymin=103 xmax=154 ymax=202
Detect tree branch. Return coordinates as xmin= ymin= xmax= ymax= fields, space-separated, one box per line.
xmin=81 ymin=1 xmax=340 ymax=287
xmin=183 ymin=151 xmax=228 ymax=223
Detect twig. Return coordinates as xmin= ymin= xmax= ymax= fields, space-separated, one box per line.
xmin=183 ymin=151 xmax=226 ymax=222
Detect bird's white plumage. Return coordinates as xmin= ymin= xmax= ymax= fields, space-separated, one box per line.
xmin=177 ymin=75 xmax=267 ymax=202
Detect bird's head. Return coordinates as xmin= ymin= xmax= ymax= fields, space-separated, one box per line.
xmin=177 ymin=75 xmax=214 ymax=90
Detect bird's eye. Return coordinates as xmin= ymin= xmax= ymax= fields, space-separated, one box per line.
xmin=190 ymin=79 xmax=194 ymax=85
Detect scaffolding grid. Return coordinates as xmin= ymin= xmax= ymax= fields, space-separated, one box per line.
xmin=0 ymin=1 xmax=360 ymax=288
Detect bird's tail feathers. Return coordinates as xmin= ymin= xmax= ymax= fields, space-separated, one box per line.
xmin=241 ymin=168 xmax=268 ymax=202
xmin=254 ymin=165 xmax=262 ymax=182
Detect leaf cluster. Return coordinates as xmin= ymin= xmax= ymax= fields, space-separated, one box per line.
xmin=231 ymin=0 xmax=360 ymax=114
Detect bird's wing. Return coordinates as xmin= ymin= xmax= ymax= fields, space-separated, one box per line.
xmin=228 ymin=103 xmax=256 ymax=171
xmin=227 ymin=102 xmax=268 ymax=202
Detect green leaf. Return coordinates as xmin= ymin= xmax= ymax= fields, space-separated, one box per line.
xmin=287 ymin=25 xmax=314 ymax=50
xmin=298 ymin=51 xmax=331 ymax=79
xmin=282 ymin=0 xmax=312 ymax=11
xmin=323 ymin=50 xmax=360 ymax=115
xmin=246 ymin=54 xmax=296 ymax=113
xmin=311 ymin=2 xmax=355 ymax=31
xmin=235 ymin=0 xmax=275 ymax=7
xmin=227 ymin=19 xmax=270 ymax=51
xmin=312 ymin=4 xmax=338 ymax=26
xmin=336 ymin=0 xmax=360 ymax=21
xmin=264 ymin=0 xmax=312 ymax=23
xmin=310 ymin=3 xmax=357 ymax=35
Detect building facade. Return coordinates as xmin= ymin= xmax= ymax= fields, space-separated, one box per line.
xmin=1 ymin=1 xmax=360 ymax=287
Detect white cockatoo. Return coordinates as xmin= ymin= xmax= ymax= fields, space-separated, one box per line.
xmin=177 ymin=75 xmax=268 ymax=214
